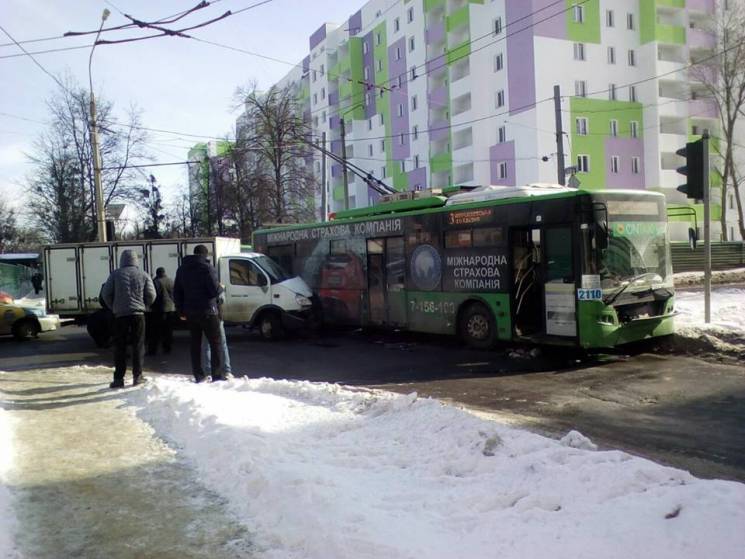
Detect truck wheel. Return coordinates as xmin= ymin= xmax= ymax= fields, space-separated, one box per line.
xmin=12 ymin=319 xmax=40 ymax=341
xmin=459 ymin=303 xmax=497 ymax=349
xmin=258 ymin=311 xmax=285 ymax=341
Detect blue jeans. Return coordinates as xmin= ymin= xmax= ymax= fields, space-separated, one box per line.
xmin=201 ymin=320 xmax=231 ymax=375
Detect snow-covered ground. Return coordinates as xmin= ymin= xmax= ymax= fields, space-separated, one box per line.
xmin=0 ymin=408 xmax=20 ymax=558
xmin=117 ymin=376 xmax=745 ymax=559
xmin=673 ymin=284 xmax=745 ymax=353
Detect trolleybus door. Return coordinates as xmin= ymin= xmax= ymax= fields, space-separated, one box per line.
xmin=543 ymin=226 xmax=577 ymax=337
xmin=511 ymin=228 xmax=542 ymax=337
xmin=366 ymin=237 xmax=406 ymax=326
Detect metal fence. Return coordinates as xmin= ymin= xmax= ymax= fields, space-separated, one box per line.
xmin=671 ymin=242 xmax=745 ymax=273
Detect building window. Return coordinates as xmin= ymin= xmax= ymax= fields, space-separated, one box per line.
xmin=413 ymin=125 xmax=419 ymax=140
xmin=397 ymin=104 xmax=404 ymax=117
xmin=498 ymin=161 xmax=508 ymax=179
xmin=576 ymin=117 xmax=588 ymax=135
xmin=380 ymin=114 xmax=384 ymax=125
xmin=364 ymin=67 xmax=370 ymax=80
xmin=377 ymin=59 xmax=383 ymax=72
xmin=312 ymin=70 xmax=317 ymax=82
xmin=577 ymin=154 xmax=590 ymax=173
xmin=313 ymin=93 xmax=318 ymax=105
xmin=394 ymin=17 xmax=400 ymax=32
xmin=606 ymin=9 xmax=614 ymax=27
xmin=365 ymin=93 xmax=371 ymax=106
xmin=409 ymin=37 xmax=415 ymax=52
xmin=493 ymin=17 xmax=503 ymax=36
xmin=627 ymin=13 xmax=635 ymax=30
xmin=414 ymin=154 xmax=420 ymax=168
xmin=628 ymin=49 xmax=636 ymax=66
xmin=368 ymin=144 xmax=373 ymax=156
xmin=631 ymin=156 xmax=640 ymax=174
xmin=574 ymin=43 xmax=585 ymax=61
xmin=609 ymin=83 xmax=617 ymax=100
xmin=363 ymin=42 xmax=369 ymax=55
xmin=610 ymin=119 xmax=618 ymax=137
xmin=407 ymin=7 xmax=414 ymax=23
xmin=630 ymin=121 xmax=639 ymax=138
xmin=610 ymin=155 xmax=620 ymax=173
xmin=496 ymin=89 xmax=505 ymax=108
xmin=380 ymin=139 xmax=385 ymax=152
xmin=575 ymin=80 xmax=587 ymax=97
xmin=410 ymin=66 xmax=417 ymax=81
xmin=396 ymin=47 xmax=401 ymax=60
xmin=321 ymin=87 xmax=326 ymax=99
xmin=729 ymin=194 xmax=735 ymax=209
xmin=629 ymin=85 xmax=637 ymax=102
xmin=607 ymin=46 xmax=616 ymax=64
xmin=368 ymin=118 xmax=373 ymax=130
xmin=498 ymin=125 xmax=507 ymax=143
xmin=411 ymin=95 xmax=418 ymax=110
xmin=376 ymin=32 xmax=381 ymax=46
xmin=574 ymin=4 xmax=584 ymax=23
xmin=381 ymin=166 xmax=387 ymax=178
xmin=320 ymin=64 xmax=325 ymax=75
xmin=494 ymin=53 xmax=504 ymax=72
xmin=400 ymin=160 xmax=406 ymax=172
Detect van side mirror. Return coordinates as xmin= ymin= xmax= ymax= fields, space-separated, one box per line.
xmin=257 ymin=273 xmax=268 ymax=288
xmin=688 ymin=227 xmax=698 ymax=250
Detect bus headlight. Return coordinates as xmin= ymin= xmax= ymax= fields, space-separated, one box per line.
xmin=295 ymin=294 xmax=312 ymax=308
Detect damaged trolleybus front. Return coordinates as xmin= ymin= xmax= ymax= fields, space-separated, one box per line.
xmin=254 ymin=185 xmax=675 ymax=350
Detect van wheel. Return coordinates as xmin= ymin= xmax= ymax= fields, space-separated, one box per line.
xmin=459 ymin=303 xmax=497 ymax=349
xmin=13 ymin=319 xmax=40 ymax=341
xmin=258 ymin=311 xmax=285 ymax=341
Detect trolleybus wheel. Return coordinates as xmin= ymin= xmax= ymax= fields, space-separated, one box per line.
xmin=459 ymin=303 xmax=497 ymax=349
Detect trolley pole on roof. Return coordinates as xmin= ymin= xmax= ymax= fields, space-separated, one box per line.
xmin=553 ymin=85 xmax=566 ymax=186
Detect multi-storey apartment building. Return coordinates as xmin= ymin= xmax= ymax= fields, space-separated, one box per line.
xmin=251 ymin=0 xmax=742 ymax=241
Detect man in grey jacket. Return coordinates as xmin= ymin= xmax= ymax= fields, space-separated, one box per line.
xmin=101 ymin=250 xmax=156 ymax=388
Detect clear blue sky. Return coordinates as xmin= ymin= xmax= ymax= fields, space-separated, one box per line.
xmin=0 ymin=0 xmax=356 ymax=215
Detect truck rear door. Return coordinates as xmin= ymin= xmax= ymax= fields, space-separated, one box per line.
xmin=114 ymin=244 xmax=147 ymax=274
xmin=80 ymin=245 xmax=112 ymax=311
xmin=45 ymin=247 xmax=80 ymax=311
xmin=150 ymin=242 xmax=180 ymax=279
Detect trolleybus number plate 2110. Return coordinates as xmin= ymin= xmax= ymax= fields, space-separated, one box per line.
xmin=577 ymin=288 xmax=603 ymax=301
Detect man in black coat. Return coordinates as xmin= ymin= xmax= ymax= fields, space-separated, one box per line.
xmin=173 ymin=245 xmax=225 ymax=383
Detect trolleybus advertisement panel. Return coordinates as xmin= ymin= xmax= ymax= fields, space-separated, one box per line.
xmin=442 ymin=249 xmax=510 ymax=293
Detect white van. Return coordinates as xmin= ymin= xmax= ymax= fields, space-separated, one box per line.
xmin=43 ymin=237 xmax=314 ymax=342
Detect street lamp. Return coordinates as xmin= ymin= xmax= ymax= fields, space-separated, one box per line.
xmin=89 ymin=8 xmax=110 ymax=242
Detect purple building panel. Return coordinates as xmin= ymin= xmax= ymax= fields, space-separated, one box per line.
xmin=330 ymin=139 xmax=342 ymax=156
xmin=428 ymin=86 xmax=448 ymax=109
xmin=605 ymin=138 xmax=645 ymax=189
xmin=490 ymin=142 xmax=516 ymax=186
xmin=348 ymin=10 xmax=362 ymax=36
xmin=388 ymin=37 xmax=411 ymax=160
xmin=688 ymin=27 xmax=716 ymax=50
xmin=329 ymin=115 xmax=339 ymax=131
xmin=425 ymin=20 xmax=445 ymax=45
xmin=407 ymin=166 xmax=428 ymax=191
xmin=506 ymin=0 xmax=536 ymax=116
xmin=532 ymin=0 xmax=567 ymax=40
xmin=429 ymin=120 xmax=450 ymax=143
xmin=310 ymin=25 xmax=327 ymax=51
xmin=687 ymin=0 xmax=715 ymax=13
xmin=689 ymin=98 xmax=718 ymax=119
xmin=331 ymin=163 xmax=342 ymax=178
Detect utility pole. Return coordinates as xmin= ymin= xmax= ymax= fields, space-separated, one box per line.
xmin=89 ymin=9 xmax=110 ymax=242
xmin=553 ymin=85 xmax=566 ymax=186
xmin=340 ymin=118 xmax=350 ymax=211
xmin=702 ymin=130 xmax=711 ymax=323
xmin=320 ymin=132 xmax=327 ymax=221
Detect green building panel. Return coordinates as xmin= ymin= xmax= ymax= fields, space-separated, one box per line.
xmin=570 ymin=97 xmax=644 ymax=190
xmin=566 ymin=0 xmax=600 ymax=44
xmin=640 ymin=0 xmax=686 ymax=44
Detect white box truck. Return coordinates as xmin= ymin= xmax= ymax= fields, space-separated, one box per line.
xmin=43 ymin=237 xmax=315 ymax=343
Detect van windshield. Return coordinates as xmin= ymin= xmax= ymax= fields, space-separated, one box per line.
xmin=253 ymin=255 xmax=290 ymax=283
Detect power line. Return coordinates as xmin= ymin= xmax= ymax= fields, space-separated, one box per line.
xmin=0 ymin=24 xmax=67 ymax=90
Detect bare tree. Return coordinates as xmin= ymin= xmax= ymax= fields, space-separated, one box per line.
xmin=234 ymin=84 xmax=318 ymax=225
xmin=26 ymin=77 xmax=150 ymax=242
xmin=139 ymin=174 xmax=166 ymax=239
xmin=690 ymin=1 xmax=745 ymax=240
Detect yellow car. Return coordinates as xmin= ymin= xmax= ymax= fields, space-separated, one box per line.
xmin=0 ymin=299 xmax=61 ymax=340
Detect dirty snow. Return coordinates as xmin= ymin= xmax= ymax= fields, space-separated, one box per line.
xmin=0 ymin=407 xmax=20 ymax=558
xmin=674 ymin=286 xmax=745 ymax=351
xmin=110 ymin=375 xmax=744 ymax=559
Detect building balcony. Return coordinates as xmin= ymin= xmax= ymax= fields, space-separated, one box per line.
xmin=430 ymin=151 xmax=452 ymax=174
xmin=659 ymin=132 xmax=687 ymax=154
xmin=656 ymin=23 xmax=686 ymax=45
xmin=689 ymin=98 xmax=718 ymax=119
xmin=429 ymin=119 xmax=450 ymax=143
xmin=427 ymin=86 xmax=448 ymax=109
xmin=688 ymin=27 xmax=716 ymax=50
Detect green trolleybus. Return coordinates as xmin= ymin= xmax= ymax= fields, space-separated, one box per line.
xmin=253 ymin=184 xmax=675 ymax=349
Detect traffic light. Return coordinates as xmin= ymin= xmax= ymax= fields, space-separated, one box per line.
xmin=676 ymin=139 xmax=704 ymax=200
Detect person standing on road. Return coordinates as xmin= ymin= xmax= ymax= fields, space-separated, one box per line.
xmin=147 ymin=267 xmax=176 ymax=355
xmin=201 ymin=284 xmax=232 ymax=377
xmin=174 ymin=245 xmax=225 ymax=383
xmin=101 ymin=250 xmax=156 ymax=388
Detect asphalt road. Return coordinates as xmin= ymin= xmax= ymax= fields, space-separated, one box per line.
xmin=1 ymin=324 xmax=744 ymax=482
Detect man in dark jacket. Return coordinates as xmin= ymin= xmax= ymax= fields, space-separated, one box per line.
xmin=174 ymin=245 xmax=225 ymax=383
xmin=101 ymin=250 xmax=156 ymax=388
xmin=147 ymin=267 xmax=176 ymax=355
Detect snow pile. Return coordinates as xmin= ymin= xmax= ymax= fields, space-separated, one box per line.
xmin=674 ymin=287 xmax=745 ymax=353
xmin=674 ymin=267 xmax=745 ymax=288
xmin=0 ymin=405 xmax=20 ymax=558
xmin=126 ymin=376 xmax=745 ymax=559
